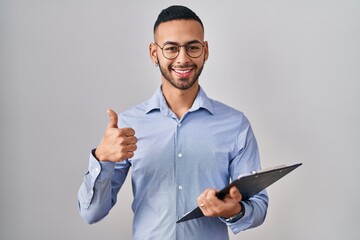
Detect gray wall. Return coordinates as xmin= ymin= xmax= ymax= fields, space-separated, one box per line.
xmin=1 ymin=0 xmax=359 ymax=239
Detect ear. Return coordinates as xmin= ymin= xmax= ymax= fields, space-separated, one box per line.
xmin=149 ymin=43 xmax=158 ymax=64
xmin=204 ymin=41 xmax=209 ymax=62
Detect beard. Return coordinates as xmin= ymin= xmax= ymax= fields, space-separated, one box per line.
xmin=158 ymin=60 xmax=205 ymax=90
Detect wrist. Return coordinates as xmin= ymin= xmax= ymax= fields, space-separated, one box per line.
xmin=223 ymin=202 xmax=245 ymax=223
xmin=94 ymin=148 xmax=107 ymax=161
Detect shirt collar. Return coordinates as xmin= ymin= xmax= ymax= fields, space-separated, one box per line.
xmin=145 ymin=86 xmax=215 ymax=115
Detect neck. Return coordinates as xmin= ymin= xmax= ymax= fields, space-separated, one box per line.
xmin=161 ymin=81 xmax=199 ymax=119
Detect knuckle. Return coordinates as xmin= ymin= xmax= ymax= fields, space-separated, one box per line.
xmin=115 ymin=153 xmax=123 ymax=161
xmin=118 ymin=136 xmax=126 ymax=144
xmin=117 ymin=129 xmax=124 ymax=136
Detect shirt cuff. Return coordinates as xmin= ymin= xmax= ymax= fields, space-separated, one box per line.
xmin=89 ymin=149 xmax=116 ymax=181
xmin=220 ymin=202 xmax=245 ymax=223
xmin=220 ymin=201 xmax=253 ymax=233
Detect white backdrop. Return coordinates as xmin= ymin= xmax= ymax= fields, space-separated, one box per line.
xmin=1 ymin=0 xmax=359 ymax=239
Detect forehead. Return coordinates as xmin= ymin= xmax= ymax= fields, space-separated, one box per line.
xmin=154 ymin=19 xmax=204 ymax=44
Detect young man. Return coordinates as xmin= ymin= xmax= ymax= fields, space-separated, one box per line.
xmin=78 ymin=5 xmax=268 ymax=240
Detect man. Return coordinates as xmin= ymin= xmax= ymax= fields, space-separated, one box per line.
xmin=78 ymin=5 xmax=268 ymax=240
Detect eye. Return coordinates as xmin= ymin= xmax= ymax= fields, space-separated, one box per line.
xmin=187 ymin=44 xmax=201 ymax=51
xmin=164 ymin=45 xmax=179 ymax=52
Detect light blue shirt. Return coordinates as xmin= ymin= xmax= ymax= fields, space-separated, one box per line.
xmin=78 ymin=86 xmax=268 ymax=240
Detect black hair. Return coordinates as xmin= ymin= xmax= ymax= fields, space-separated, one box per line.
xmin=153 ymin=5 xmax=204 ymax=33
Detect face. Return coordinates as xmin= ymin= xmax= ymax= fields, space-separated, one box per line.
xmin=150 ymin=20 xmax=209 ymax=91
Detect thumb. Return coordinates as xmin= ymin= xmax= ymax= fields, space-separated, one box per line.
xmin=107 ymin=109 xmax=118 ymax=128
xmin=229 ymin=186 xmax=242 ymax=200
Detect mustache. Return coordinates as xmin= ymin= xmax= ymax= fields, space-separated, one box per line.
xmin=170 ymin=64 xmax=195 ymax=69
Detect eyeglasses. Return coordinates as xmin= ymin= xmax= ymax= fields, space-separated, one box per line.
xmin=154 ymin=41 xmax=205 ymax=60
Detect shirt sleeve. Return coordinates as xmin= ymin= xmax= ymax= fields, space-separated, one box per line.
xmin=224 ymin=116 xmax=269 ymax=234
xmin=77 ymin=149 xmax=131 ymax=224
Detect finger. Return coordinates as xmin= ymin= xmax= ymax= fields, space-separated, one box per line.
xmin=197 ymin=188 xmax=210 ymax=207
xmin=124 ymin=151 xmax=135 ymax=159
xmin=107 ymin=109 xmax=118 ymax=128
xmin=202 ymin=189 xmax=219 ymax=208
xmin=201 ymin=189 xmax=224 ymax=216
xmin=125 ymin=136 xmax=138 ymax=144
xmin=205 ymin=188 xmax=217 ymax=201
xmin=229 ymin=186 xmax=242 ymax=202
xmin=118 ymin=128 xmax=136 ymax=137
xmin=205 ymin=189 xmax=223 ymax=207
xmin=123 ymin=144 xmax=137 ymax=152
xmin=197 ymin=189 xmax=210 ymax=214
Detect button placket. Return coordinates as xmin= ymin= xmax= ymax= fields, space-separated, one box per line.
xmin=174 ymin=119 xmax=186 ymax=217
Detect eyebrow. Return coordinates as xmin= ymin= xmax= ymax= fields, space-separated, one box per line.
xmin=162 ymin=40 xmax=202 ymax=45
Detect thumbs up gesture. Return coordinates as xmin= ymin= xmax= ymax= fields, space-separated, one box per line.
xmin=95 ymin=109 xmax=137 ymax=162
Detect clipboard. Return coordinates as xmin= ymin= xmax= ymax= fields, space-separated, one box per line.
xmin=176 ymin=163 xmax=302 ymax=223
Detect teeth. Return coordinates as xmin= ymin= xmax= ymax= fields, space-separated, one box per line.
xmin=174 ymin=69 xmax=191 ymax=74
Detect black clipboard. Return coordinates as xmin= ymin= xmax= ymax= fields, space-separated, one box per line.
xmin=176 ymin=163 xmax=302 ymax=223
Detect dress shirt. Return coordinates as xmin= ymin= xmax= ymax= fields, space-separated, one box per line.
xmin=78 ymin=86 xmax=268 ymax=240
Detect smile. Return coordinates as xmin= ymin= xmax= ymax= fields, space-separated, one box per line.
xmin=173 ymin=69 xmax=191 ymax=74
xmin=171 ymin=67 xmax=194 ymax=78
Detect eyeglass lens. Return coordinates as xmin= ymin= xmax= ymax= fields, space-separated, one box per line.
xmin=162 ymin=42 xmax=203 ymax=59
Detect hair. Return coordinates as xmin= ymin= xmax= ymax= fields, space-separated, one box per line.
xmin=153 ymin=5 xmax=204 ymax=33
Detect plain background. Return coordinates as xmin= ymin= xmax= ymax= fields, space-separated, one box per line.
xmin=1 ymin=0 xmax=359 ymax=239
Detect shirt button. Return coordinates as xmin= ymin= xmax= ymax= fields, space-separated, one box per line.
xmin=178 ymin=153 xmax=183 ymax=158
xmin=178 ymin=185 xmax=183 ymax=190
xmin=94 ymin=167 xmax=100 ymax=173
xmin=178 ymin=123 xmax=181 ymax=127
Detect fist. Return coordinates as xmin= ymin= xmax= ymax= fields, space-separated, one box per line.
xmin=197 ymin=186 xmax=242 ymax=218
xmin=95 ymin=109 xmax=137 ymax=162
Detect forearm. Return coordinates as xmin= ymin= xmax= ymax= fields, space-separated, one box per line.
xmin=78 ymin=151 xmax=128 ymax=224
xmin=247 ymin=191 xmax=269 ymax=227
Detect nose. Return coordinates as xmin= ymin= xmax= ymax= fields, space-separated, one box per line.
xmin=176 ymin=46 xmax=191 ymax=64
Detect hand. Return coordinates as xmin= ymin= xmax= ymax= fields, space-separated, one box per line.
xmin=197 ymin=186 xmax=242 ymax=218
xmin=95 ymin=109 xmax=137 ymax=162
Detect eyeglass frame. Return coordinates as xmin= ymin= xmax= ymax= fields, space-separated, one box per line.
xmin=154 ymin=40 xmax=207 ymax=60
